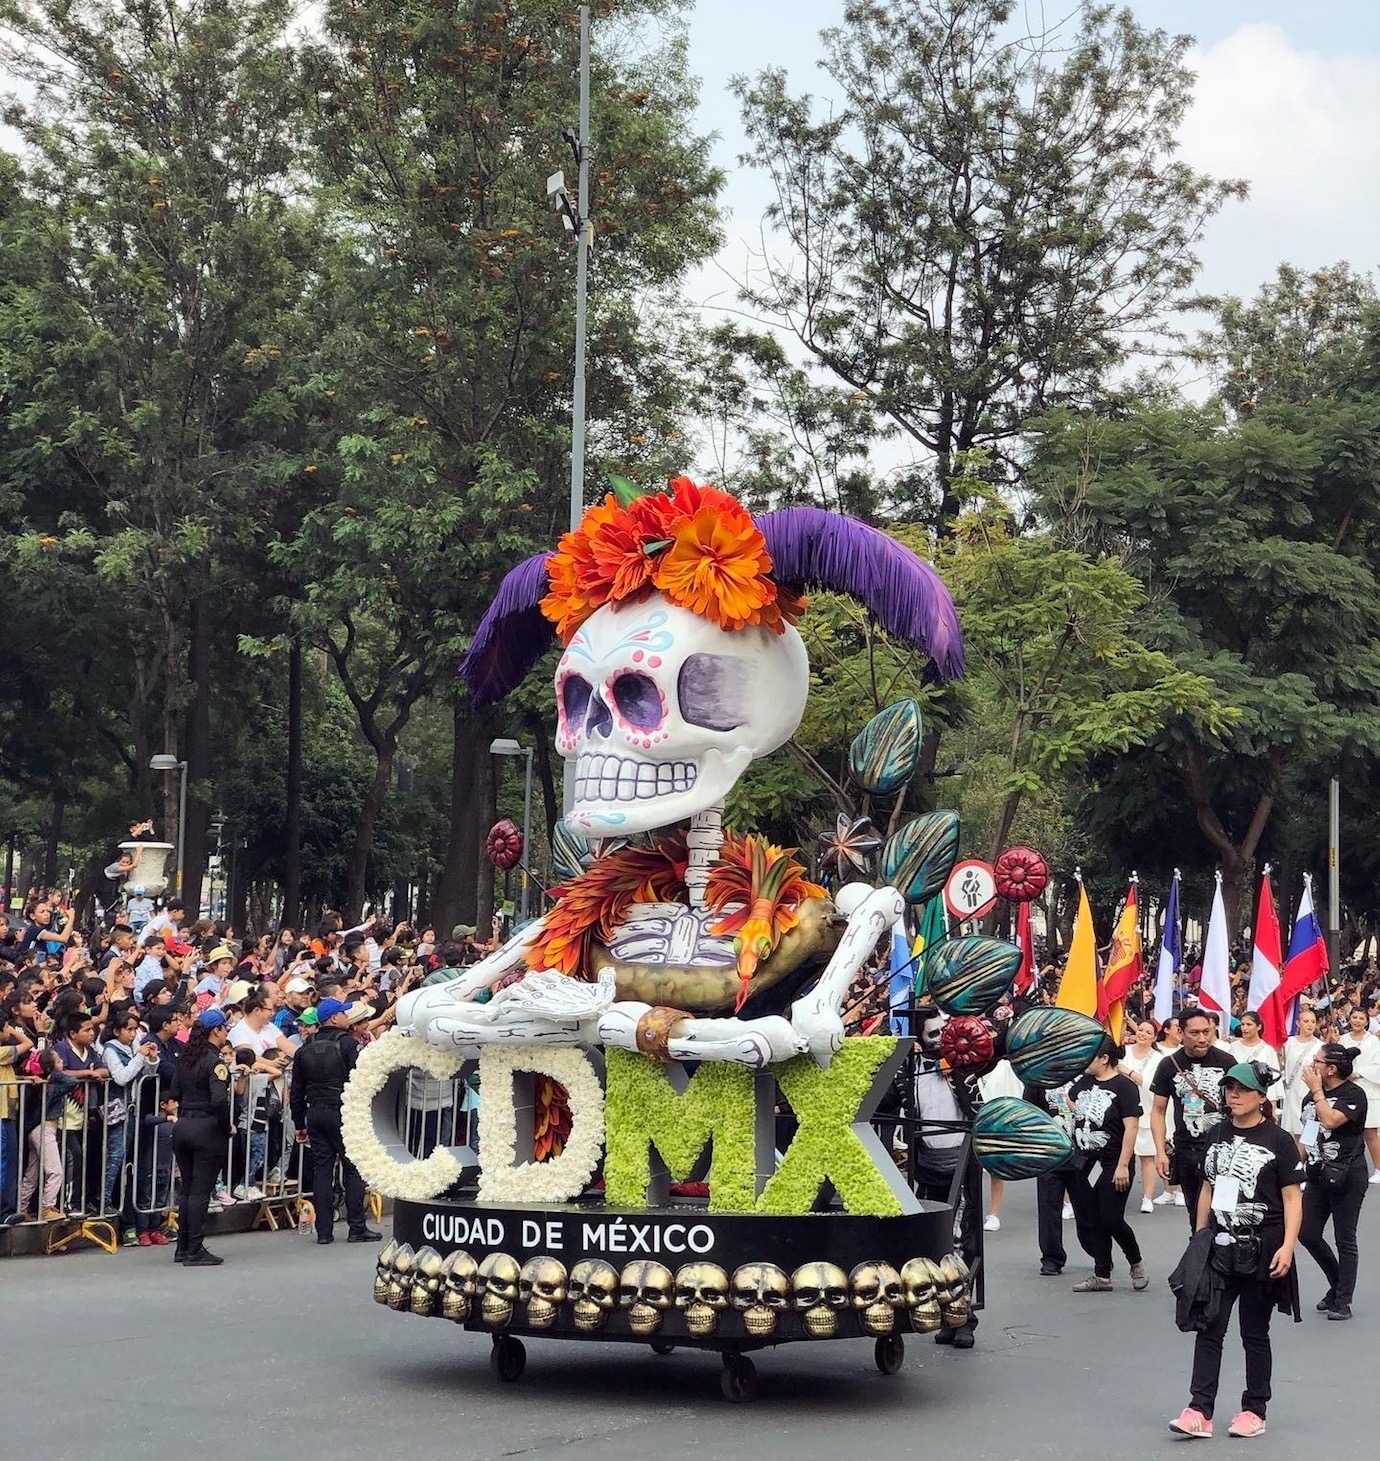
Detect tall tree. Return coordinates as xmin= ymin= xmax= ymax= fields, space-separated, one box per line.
xmin=734 ymin=0 xmax=1243 ymax=525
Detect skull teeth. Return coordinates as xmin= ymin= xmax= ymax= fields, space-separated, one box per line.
xmin=574 ymin=754 xmax=697 ymax=804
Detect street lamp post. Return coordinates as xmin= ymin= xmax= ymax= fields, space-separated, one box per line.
xmin=489 ymin=738 xmax=534 ymax=923
xmin=149 ymin=753 xmax=188 ymax=898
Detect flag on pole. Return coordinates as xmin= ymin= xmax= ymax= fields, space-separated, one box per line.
xmin=911 ymin=895 xmax=948 ymax=997
xmin=1153 ymin=870 xmax=1182 ymax=1024
xmin=1199 ymin=871 xmax=1232 ymax=1017
xmin=888 ymin=925 xmax=914 ymax=1034
xmin=1247 ymin=866 xmax=1285 ymax=1047
xmin=1278 ymin=875 xmax=1329 ymax=1014
xmin=1013 ymin=900 xmax=1035 ymax=995
xmin=1056 ymin=877 xmax=1099 ymax=1018
xmin=1098 ymin=879 xmax=1143 ymax=1043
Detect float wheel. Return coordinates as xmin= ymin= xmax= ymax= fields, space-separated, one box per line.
xmin=720 ymin=1353 xmax=760 ymax=1403
xmin=489 ymin=1335 xmax=526 ymax=1383
xmin=650 ymin=1341 xmax=676 ymax=1356
xmin=874 ymin=1335 xmax=905 ymax=1375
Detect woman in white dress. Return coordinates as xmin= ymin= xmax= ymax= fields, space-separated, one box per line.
xmin=1279 ymin=1005 xmax=1322 ymax=1135
xmin=979 ymin=1056 xmax=1025 ymax=1230
xmin=1340 ymin=1006 xmax=1380 ymax=1182
xmin=1120 ymin=1018 xmax=1164 ymax=1213
xmin=1229 ymin=1010 xmax=1281 ymax=1095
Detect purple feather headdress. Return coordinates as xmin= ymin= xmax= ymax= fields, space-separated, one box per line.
xmin=459 ymin=507 xmax=964 ymax=705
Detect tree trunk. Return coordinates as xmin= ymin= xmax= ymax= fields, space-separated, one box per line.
xmin=432 ymin=700 xmax=482 ymax=935
xmin=161 ymin=607 xmax=180 ymax=858
xmin=181 ymin=589 xmax=212 ymax=915
xmin=282 ymin=635 xmax=304 ymax=927
xmin=43 ymin=788 xmax=66 ymax=888
xmin=346 ymin=742 xmax=395 ymax=920
xmin=529 ymin=712 xmax=561 ymax=848
xmin=475 ymin=744 xmax=497 ymax=937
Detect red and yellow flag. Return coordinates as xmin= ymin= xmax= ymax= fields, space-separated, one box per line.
xmin=1098 ymin=882 xmax=1143 ymax=1044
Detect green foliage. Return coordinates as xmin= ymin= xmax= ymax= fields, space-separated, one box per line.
xmin=757 ymin=1037 xmax=903 ymax=1218
xmin=602 ymin=1049 xmax=760 ymax=1213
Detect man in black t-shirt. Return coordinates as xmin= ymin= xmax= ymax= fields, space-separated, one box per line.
xmin=1151 ymin=1009 xmax=1235 ymax=1230
xmin=1023 ymin=1080 xmax=1075 ymax=1275
xmin=1298 ymin=1043 xmax=1369 ymax=1319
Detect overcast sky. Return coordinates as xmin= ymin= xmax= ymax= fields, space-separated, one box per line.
xmin=677 ymin=0 xmax=1380 ymax=389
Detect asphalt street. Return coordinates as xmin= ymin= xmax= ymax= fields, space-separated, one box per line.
xmin=8 ymin=1178 xmax=1376 ymax=1461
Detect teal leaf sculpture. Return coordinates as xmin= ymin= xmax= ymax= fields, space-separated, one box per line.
xmin=1005 ymin=1007 xmax=1107 ymax=1090
xmin=923 ymin=935 xmax=1021 ymax=1016
xmin=848 ymin=699 xmax=922 ymax=794
xmin=972 ymin=1098 xmax=1075 ymax=1180
xmin=881 ymin=810 xmax=960 ymax=906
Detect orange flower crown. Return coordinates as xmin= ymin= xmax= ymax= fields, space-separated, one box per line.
xmin=539 ymin=476 xmax=806 ymax=643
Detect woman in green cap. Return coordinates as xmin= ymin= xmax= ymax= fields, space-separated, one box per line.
xmin=1168 ymin=1059 xmax=1302 ymax=1441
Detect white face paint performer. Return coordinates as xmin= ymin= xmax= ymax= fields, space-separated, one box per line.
xmin=396 ymin=477 xmax=964 ymax=1070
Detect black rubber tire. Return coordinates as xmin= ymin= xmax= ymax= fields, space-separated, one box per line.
xmin=874 ymin=1334 xmax=905 ymax=1375
xmin=489 ymin=1335 xmax=527 ymax=1382
xmin=650 ymin=1341 xmax=676 ymax=1356
xmin=720 ymin=1355 xmax=760 ymax=1403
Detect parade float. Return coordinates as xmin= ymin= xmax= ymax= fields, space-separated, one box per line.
xmin=342 ymin=477 xmax=1105 ymax=1399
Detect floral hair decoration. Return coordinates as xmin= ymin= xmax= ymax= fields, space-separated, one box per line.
xmin=540 ymin=476 xmax=805 ymax=641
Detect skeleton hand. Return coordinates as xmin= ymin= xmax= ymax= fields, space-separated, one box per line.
xmin=396 ymin=918 xmax=546 ymax=1037
xmin=425 ymin=969 xmax=616 ymax=1050
xmin=606 ymin=903 xmax=736 ymax=968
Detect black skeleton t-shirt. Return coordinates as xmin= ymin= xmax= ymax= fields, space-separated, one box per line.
xmin=1022 ymin=1080 xmax=1074 ymax=1138
xmin=1203 ymin=1120 xmax=1303 ymax=1241
xmin=1305 ymin=1079 xmax=1368 ymax=1167
xmin=1150 ymin=1047 xmax=1235 ymax=1146
xmin=1067 ymin=1073 xmax=1141 ymax=1158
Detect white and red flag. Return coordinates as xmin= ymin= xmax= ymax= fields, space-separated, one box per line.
xmin=1247 ymin=867 xmax=1285 ymax=1047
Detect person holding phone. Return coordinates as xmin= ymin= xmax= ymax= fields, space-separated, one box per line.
xmin=1297 ymin=1043 xmax=1368 ymax=1320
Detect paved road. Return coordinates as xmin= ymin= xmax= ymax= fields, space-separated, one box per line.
xmin=9 ymin=1179 xmax=1376 ymax=1460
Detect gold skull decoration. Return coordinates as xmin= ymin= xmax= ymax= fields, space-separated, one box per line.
xmin=849 ymin=1260 xmax=903 ymax=1336
xmin=674 ymin=1262 xmax=731 ymax=1338
xmin=440 ymin=1250 xmax=478 ymax=1323
xmin=568 ymin=1259 xmax=620 ymax=1332
xmin=373 ymin=1239 xmax=399 ymax=1306
xmin=731 ymin=1263 xmax=791 ymax=1339
xmin=618 ymin=1260 xmax=675 ymax=1336
xmin=478 ymin=1252 xmax=522 ymax=1328
xmin=790 ymin=1261 xmax=850 ymax=1339
xmin=386 ymin=1243 xmax=415 ymax=1311
xmin=937 ymin=1253 xmax=971 ymax=1328
xmin=899 ymin=1257 xmax=943 ymax=1334
xmin=519 ymin=1256 xmax=569 ymax=1331
xmin=409 ymin=1246 xmax=445 ymax=1317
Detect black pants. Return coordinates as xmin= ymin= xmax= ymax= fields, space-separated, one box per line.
xmin=1189 ymin=1275 xmax=1275 ymax=1420
xmin=916 ymin=1165 xmax=978 ymax=1335
xmin=306 ymin=1104 xmax=367 ymax=1239
xmin=173 ymin=1116 xmax=224 ymax=1256
xmin=1300 ymin=1161 xmax=1367 ymax=1305
xmin=1067 ymin=1158 xmax=1141 ymax=1277
xmin=1036 ymin=1168 xmax=1073 ymax=1268
xmin=1174 ymin=1145 xmax=1207 ymax=1233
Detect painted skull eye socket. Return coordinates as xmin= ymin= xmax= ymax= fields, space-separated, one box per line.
xmin=610 ymin=672 xmax=663 ymax=730
xmin=562 ymin=674 xmax=592 ymax=729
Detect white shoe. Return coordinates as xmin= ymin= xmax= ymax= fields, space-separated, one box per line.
xmin=233 ymin=1185 xmax=265 ymax=1202
xmin=1369 ymin=1171 xmax=1380 ymax=1185
xmin=1061 ymin=1202 xmax=1073 ymax=1221
xmin=1153 ymin=1192 xmax=1175 ymax=1206
xmin=267 ymin=1166 xmax=283 ymax=1187
xmin=1140 ymin=1198 xmax=1154 ymax=1214
xmin=983 ymin=1214 xmax=1000 ymax=1233
xmin=1174 ymin=1193 xmax=1186 ymax=1207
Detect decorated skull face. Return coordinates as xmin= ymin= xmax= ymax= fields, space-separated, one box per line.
xmin=409 ymin=1246 xmax=445 ymax=1317
xmin=568 ymin=1259 xmax=620 ymax=1332
xmin=385 ymin=1243 xmax=415 ymax=1312
xmin=478 ymin=1252 xmax=521 ymax=1328
xmin=556 ymin=596 xmax=809 ymax=837
xmin=790 ymin=1261 xmax=850 ymax=1339
xmin=899 ymin=1257 xmax=943 ymax=1333
xmin=440 ymin=1249 xmax=478 ymax=1323
xmin=519 ymin=1256 xmax=569 ymax=1330
xmin=849 ymin=1260 xmax=903 ymax=1336
xmin=936 ymin=1253 xmax=972 ymax=1328
xmin=731 ymin=1262 xmax=791 ymax=1339
xmin=619 ymin=1260 xmax=675 ymax=1336
xmin=373 ymin=1239 xmax=399 ymax=1306
xmin=674 ymin=1262 xmax=730 ymax=1337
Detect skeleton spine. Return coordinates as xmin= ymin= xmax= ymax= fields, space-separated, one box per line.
xmin=685 ymin=804 xmax=725 ymax=909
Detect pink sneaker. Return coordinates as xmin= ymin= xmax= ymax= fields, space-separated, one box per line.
xmin=1227 ymin=1412 xmax=1266 ymax=1439
xmin=1168 ymin=1408 xmax=1213 ymax=1438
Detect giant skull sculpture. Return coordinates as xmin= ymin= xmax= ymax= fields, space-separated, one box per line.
xmin=556 ymin=597 xmax=809 ymax=837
